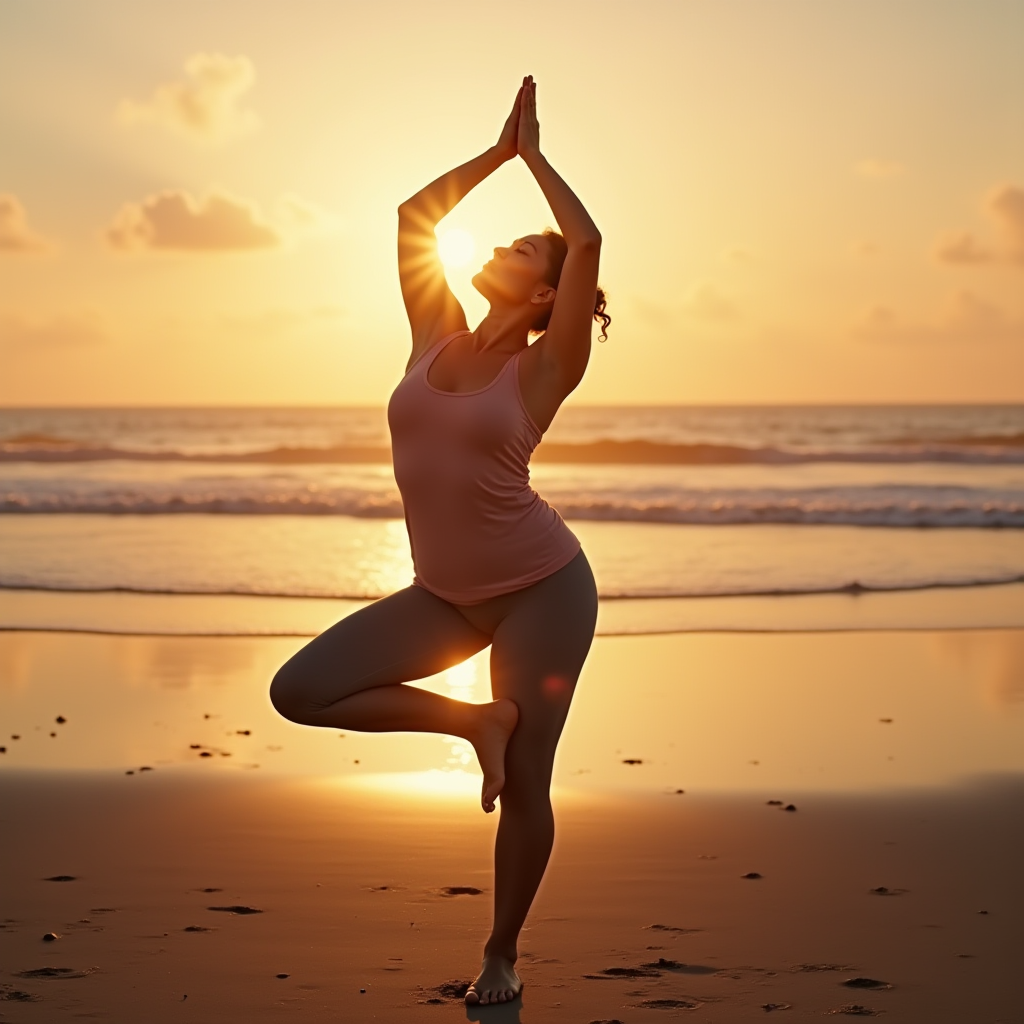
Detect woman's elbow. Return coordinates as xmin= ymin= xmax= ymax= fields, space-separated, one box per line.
xmin=573 ymin=233 xmax=602 ymax=252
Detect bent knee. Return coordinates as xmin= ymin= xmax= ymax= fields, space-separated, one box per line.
xmin=268 ymin=661 xmax=315 ymax=723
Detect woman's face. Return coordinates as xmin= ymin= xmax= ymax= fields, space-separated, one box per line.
xmin=471 ymin=233 xmax=553 ymax=307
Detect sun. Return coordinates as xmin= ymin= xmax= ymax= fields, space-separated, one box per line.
xmin=437 ymin=228 xmax=475 ymax=270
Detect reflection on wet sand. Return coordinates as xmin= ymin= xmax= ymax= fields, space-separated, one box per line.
xmin=2 ymin=630 xmax=1023 ymax=791
xmin=932 ymin=629 xmax=1024 ymax=707
xmin=3 ymin=626 xmax=1023 ymax=1022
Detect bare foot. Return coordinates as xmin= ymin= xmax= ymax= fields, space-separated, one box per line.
xmin=469 ymin=699 xmax=518 ymax=813
xmin=464 ymin=954 xmax=522 ymax=1005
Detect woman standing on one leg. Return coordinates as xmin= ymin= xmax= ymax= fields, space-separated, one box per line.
xmin=269 ymin=75 xmax=609 ymax=1006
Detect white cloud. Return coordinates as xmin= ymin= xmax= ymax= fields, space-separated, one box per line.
xmin=0 ymin=194 xmax=50 ymax=253
xmin=104 ymin=189 xmax=338 ymax=253
xmin=935 ymin=183 xmax=1024 ymax=268
xmin=106 ymin=190 xmax=279 ymax=251
xmin=117 ymin=53 xmax=258 ymax=144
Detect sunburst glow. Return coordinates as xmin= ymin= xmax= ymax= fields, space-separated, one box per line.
xmin=437 ymin=228 xmax=475 ymax=269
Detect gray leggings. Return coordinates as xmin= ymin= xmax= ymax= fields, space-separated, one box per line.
xmin=268 ymin=547 xmax=598 ymax=958
xmin=269 ymin=547 xmax=598 ymax=774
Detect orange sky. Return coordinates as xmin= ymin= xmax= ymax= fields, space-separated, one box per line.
xmin=1 ymin=0 xmax=1022 ymax=405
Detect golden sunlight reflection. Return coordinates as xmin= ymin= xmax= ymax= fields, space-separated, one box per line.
xmin=336 ymin=655 xmax=488 ymax=798
xmin=436 ymin=227 xmax=475 ymax=269
xmin=346 ymin=768 xmax=482 ymax=799
xmin=6 ymin=632 xmax=1024 ymax=793
xmin=442 ymin=657 xmax=479 ymax=770
xmin=353 ymin=519 xmax=414 ymax=597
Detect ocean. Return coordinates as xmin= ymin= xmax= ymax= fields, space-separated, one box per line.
xmin=2 ymin=404 xmax=1022 ymax=636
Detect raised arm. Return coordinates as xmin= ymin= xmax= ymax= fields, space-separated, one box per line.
xmin=518 ymin=77 xmax=603 ymax=394
xmin=397 ymin=87 xmax=523 ymax=365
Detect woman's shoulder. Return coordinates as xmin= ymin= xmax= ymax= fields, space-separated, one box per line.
xmin=404 ymin=328 xmax=471 ymax=376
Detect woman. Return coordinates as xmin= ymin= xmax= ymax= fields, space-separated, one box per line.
xmin=269 ymin=75 xmax=608 ymax=1006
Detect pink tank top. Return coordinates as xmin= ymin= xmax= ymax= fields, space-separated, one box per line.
xmin=387 ymin=330 xmax=581 ymax=604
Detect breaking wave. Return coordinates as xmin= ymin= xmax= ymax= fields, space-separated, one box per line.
xmin=3 ymin=436 xmax=1024 ymax=466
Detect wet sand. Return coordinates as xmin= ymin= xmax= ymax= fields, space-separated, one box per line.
xmin=1 ymin=771 xmax=1022 ymax=1022
xmin=2 ymin=628 xmax=1024 ymax=1021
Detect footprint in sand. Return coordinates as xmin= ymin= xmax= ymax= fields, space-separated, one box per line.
xmin=0 ymin=985 xmax=40 ymax=1002
xmin=641 ymin=958 xmax=718 ymax=975
xmin=206 ymin=905 xmax=262 ymax=915
xmin=638 ymin=998 xmax=702 ymax=1009
xmin=15 ymin=967 xmax=98 ymax=980
xmin=827 ymin=1006 xmax=881 ymax=1017
xmin=843 ymin=978 xmax=892 ymax=991
xmin=868 ymin=886 xmax=908 ymax=896
xmin=587 ymin=959 xmax=718 ymax=981
xmin=794 ymin=964 xmax=858 ymax=973
xmin=438 ymin=886 xmax=483 ymax=897
xmin=585 ymin=966 xmax=660 ymax=979
xmin=419 ymin=980 xmax=471 ymax=1003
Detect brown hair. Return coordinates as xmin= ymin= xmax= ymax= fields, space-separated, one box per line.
xmin=530 ymin=228 xmax=611 ymax=342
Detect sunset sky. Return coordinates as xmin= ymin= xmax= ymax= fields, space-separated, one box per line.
xmin=2 ymin=0 xmax=1022 ymax=406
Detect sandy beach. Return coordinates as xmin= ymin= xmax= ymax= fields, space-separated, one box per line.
xmin=3 ymin=628 xmax=1023 ymax=1022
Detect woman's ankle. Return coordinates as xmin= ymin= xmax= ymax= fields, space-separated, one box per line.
xmin=482 ymin=941 xmax=518 ymax=964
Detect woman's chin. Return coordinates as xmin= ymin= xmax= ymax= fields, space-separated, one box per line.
xmin=471 ymin=272 xmax=495 ymax=298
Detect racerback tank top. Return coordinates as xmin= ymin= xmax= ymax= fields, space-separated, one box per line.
xmin=387 ymin=330 xmax=581 ymax=604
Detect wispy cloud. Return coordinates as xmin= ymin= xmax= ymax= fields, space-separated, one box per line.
xmin=630 ymin=283 xmax=740 ymax=330
xmin=680 ymin=282 xmax=739 ymax=321
xmin=853 ymin=289 xmax=1024 ymax=345
xmin=855 ymin=159 xmax=906 ymax=180
xmin=0 ymin=194 xmax=50 ymax=253
xmin=106 ymin=190 xmax=279 ymax=251
xmin=117 ymin=53 xmax=258 ymax=144
xmin=934 ymin=183 xmax=1024 ymax=268
xmin=0 ymin=310 xmax=105 ymax=347
xmin=104 ymin=189 xmax=337 ymax=253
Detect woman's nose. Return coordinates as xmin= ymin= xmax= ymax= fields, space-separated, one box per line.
xmin=494 ymin=247 xmax=508 ymax=259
